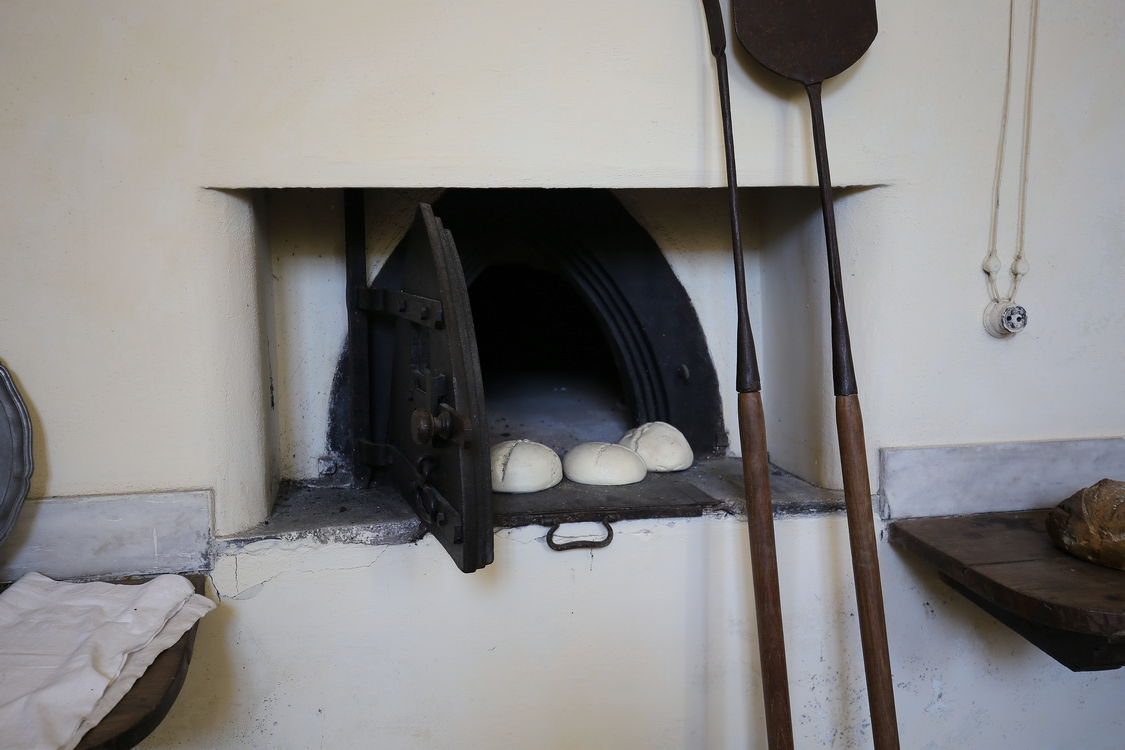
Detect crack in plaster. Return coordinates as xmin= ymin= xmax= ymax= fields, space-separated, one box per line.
xmin=214 ymin=545 xmax=393 ymax=600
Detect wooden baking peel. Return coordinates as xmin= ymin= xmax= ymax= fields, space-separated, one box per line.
xmin=731 ymin=1 xmax=901 ymax=748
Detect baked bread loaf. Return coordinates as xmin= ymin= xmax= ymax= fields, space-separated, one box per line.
xmin=1046 ymin=478 xmax=1125 ymax=570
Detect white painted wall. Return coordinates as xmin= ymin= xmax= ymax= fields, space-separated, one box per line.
xmin=143 ymin=517 xmax=1125 ymax=750
xmin=1 ymin=0 xmax=1124 ymax=747
xmin=5 ymin=0 xmax=1121 ymax=522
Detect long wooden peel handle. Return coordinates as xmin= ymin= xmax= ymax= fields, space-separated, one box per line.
xmin=836 ymin=394 xmax=900 ymax=750
xmin=806 ymin=79 xmax=900 ymax=749
xmin=702 ymin=0 xmax=759 ymax=392
xmin=805 ymin=82 xmax=857 ymax=398
xmin=738 ymin=392 xmax=794 ymax=750
xmin=700 ymin=3 xmax=792 ymax=746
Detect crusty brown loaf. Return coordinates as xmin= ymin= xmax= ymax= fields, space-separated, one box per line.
xmin=1046 ymin=478 xmax=1125 ymax=570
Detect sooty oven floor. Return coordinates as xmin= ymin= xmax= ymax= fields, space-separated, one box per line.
xmin=217 ymin=459 xmax=845 ymax=552
xmin=484 ymin=371 xmax=630 ymax=456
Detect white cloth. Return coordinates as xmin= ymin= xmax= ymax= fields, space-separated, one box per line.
xmin=0 ymin=572 xmax=215 ymax=750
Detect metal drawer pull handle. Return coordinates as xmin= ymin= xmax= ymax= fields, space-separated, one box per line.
xmin=546 ymin=521 xmax=614 ymax=551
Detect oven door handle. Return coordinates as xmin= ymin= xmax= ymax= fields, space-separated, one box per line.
xmin=545 ymin=520 xmax=614 ymax=551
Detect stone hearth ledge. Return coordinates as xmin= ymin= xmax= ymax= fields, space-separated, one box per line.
xmin=13 ymin=437 xmax=1117 ymax=581
xmin=0 ymin=491 xmax=211 ymax=582
xmin=213 ymin=458 xmax=845 ymax=558
xmin=880 ymin=437 xmax=1125 ymax=520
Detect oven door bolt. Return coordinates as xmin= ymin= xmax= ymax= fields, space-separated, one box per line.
xmin=410 ymin=403 xmax=474 ymax=448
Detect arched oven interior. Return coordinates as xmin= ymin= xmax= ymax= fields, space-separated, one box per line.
xmin=329 ymin=188 xmax=728 ymax=571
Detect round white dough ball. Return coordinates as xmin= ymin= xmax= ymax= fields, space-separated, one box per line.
xmin=491 ymin=440 xmax=563 ymax=493
xmin=618 ymin=421 xmax=693 ymax=472
xmin=563 ymin=442 xmax=647 ymax=486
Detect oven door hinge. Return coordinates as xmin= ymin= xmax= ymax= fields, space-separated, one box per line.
xmin=356 ymin=287 xmax=445 ymax=329
xmin=356 ymin=440 xmax=395 ymax=469
xmin=356 ymin=440 xmax=465 ymax=545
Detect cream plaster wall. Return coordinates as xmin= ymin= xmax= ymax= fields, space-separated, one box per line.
xmin=0 ymin=0 xmax=1123 ymax=747
xmin=0 ymin=0 xmax=1119 ymax=520
xmin=5 ymin=0 xmax=1121 ymax=524
xmin=142 ymin=516 xmax=1125 ymax=750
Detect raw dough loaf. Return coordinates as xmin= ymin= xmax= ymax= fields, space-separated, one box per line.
xmin=618 ymin=421 xmax=693 ymax=472
xmin=563 ymin=442 xmax=647 ymax=486
xmin=1046 ymin=478 xmax=1125 ymax=570
xmin=491 ymin=440 xmax=563 ymax=493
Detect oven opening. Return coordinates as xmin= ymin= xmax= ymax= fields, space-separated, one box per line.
xmin=241 ymin=187 xmax=843 ymax=572
xmin=469 ymin=262 xmax=630 ymax=456
xmin=294 ymin=186 xmax=736 ymax=569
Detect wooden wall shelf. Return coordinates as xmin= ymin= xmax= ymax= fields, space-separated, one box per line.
xmin=889 ymin=510 xmax=1125 ymax=672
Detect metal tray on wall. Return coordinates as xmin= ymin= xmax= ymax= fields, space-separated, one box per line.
xmin=0 ymin=362 xmax=33 ymax=546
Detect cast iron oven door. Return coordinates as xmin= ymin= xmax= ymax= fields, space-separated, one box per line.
xmin=352 ymin=200 xmax=493 ymax=574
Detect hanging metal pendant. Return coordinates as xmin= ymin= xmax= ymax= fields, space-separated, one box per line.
xmin=360 ymin=203 xmax=493 ymax=573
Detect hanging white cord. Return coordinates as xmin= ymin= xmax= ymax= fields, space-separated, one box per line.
xmin=983 ymin=0 xmax=1039 ymax=305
